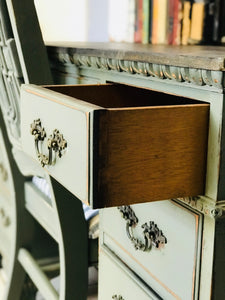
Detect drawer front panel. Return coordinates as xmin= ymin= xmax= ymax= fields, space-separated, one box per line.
xmin=101 ymin=200 xmax=202 ymax=300
xmin=21 ymin=85 xmax=94 ymax=203
xmin=99 ymin=246 xmax=160 ymax=300
xmin=21 ymin=84 xmax=209 ymax=208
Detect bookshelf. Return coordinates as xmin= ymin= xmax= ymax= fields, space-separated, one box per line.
xmin=34 ymin=0 xmax=225 ymax=46
xmin=46 ymin=41 xmax=225 ymax=299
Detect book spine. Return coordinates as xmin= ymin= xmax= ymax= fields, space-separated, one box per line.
xmin=176 ymin=1 xmax=183 ymax=45
xmin=181 ymin=1 xmax=192 ymax=45
xmin=142 ymin=0 xmax=150 ymax=44
xmin=171 ymin=0 xmax=180 ymax=45
xmin=189 ymin=1 xmax=205 ymax=44
xmin=157 ymin=0 xmax=168 ymax=44
xmin=151 ymin=0 xmax=159 ymax=44
xmin=219 ymin=0 xmax=225 ymax=44
xmin=213 ymin=0 xmax=225 ymax=44
xmin=134 ymin=0 xmax=143 ymax=42
xmin=212 ymin=0 xmax=221 ymax=43
xmin=148 ymin=0 xmax=153 ymax=43
xmin=202 ymin=0 xmax=214 ymax=44
xmin=167 ymin=0 xmax=174 ymax=44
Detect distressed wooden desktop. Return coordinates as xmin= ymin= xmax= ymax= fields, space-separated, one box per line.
xmin=42 ymin=42 xmax=225 ymax=299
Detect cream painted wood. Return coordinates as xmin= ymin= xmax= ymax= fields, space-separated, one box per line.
xmin=24 ymin=182 xmax=59 ymax=241
xmin=0 ymin=3 xmax=90 ymax=298
xmin=0 ymin=129 xmax=14 ymax=199
xmin=22 ymin=173 xmax=89 ymax=300
xmin=0 ymin=269 xmax=7 ymax=300
xmin=100 ymin=200 xmax=202 ymax=300
xmin=0 ymin=110 xmax=30 ymax=300
xmin=20 ymin=84 xmax=99 ymax=204
xmin=20 ymin=83 xmax=209 ymax=208
xmin=0 ymin=128 xmax=14 ymax=285
xmin=98 ymin=246 xmax=160 ymax=300
xmin=0 ymin=194 xmax=12 ymax=282
xmin=0 ymin=180 xmax=11 ymax=201
xmin=0 ymin=195 xmax=12 ymax=256
xmin=12 ymin=147 xmax=46 ymax=178
xmin=198 ymin=215 xmax=215 ymax=300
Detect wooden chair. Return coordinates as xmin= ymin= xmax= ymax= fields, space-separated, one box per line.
xmin=0 ymin=1 xmax=98 ymax=299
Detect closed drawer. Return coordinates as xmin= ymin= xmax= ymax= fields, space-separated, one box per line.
xmin=21 ymin=83 xmax=209 ymax=208
xmin=99 ymin=246 xmax=160 ymax=300
xmin=100 ymin=200 xmax=202 ymax=300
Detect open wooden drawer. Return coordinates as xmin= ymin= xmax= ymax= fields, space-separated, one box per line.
xmin=20 ymin=83 xmax=209 ymax=208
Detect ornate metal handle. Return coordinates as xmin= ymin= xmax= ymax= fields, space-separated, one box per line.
xmin=30 ymin=119 xmax=67 ymax=167
xmin=112 ymin=295 xmax=125 ymax=300
xmin=118 ymin=206 xmax=167 ymax=252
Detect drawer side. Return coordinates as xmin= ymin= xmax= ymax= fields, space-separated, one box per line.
xmin=94 ymin=104 xmax=209 ymax=208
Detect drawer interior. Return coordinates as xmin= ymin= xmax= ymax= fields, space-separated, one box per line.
xmin=45 ymin=83 xmax=207 ymax=108
xmin=22 ymin=83 xmax=210 ymax=207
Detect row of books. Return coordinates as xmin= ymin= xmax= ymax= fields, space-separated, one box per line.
xmin=34 ymin=0 xmax=225 ymax=45
xmin=109 ymin=0 xmax=225 ymax=45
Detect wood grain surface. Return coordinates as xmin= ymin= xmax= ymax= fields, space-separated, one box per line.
xmin=46 ymin=42 xmax=225 ymax=71
xmin=94 ymin=102 xmax=209 ymax=208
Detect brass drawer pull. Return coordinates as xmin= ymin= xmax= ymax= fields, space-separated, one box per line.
xmin=112 ymin=295 xmax=124 ymax=300
xmin=118 ymin=206 xmax=167 ymax=252
xmin=30 ymin=119 xmax=67 ymax=167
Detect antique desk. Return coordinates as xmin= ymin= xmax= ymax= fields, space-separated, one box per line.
xmin=0 ymin=3 xmax=225 ymax=299
xmin=43 ymin=43 xmax=225 ymax=300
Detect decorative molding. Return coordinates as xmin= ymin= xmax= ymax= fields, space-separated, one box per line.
xmin=175 ymin=196 xmax=225 ymax=218
xmin=0 ymin=9 xmax=23 ymax=146
xmin=50 ymin=52 xmax=224 ymax=89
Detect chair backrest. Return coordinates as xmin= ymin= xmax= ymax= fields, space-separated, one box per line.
xmin=0 ymin=0 xmax=53 ymax=147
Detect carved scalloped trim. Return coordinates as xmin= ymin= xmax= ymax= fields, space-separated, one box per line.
xmin=176 ymin=196 xmax=225 ymax=218
xmin=54 ymin=52 xmax=224 ymax=89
